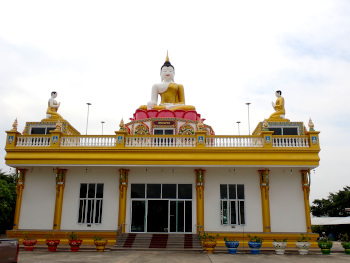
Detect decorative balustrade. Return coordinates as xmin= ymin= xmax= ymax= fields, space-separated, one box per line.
xmin=125 ymin=136 xmax=196 ymax=147
xmin=13 ymin=135 xmax=311 ymax=148
xmin=205 ymin=136 xmax=264 ymax=147
xmin=17 ymin=136 xmax=51 ymax=146
xmin=60 ymin=136 xmax=116 ymax=147
xmin=272 ymin=136 xmax=309 ymax=147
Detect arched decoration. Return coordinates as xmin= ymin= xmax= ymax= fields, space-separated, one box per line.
xmin=179 ymin=123 xmax=195 ymax=135
xmin=135 ymin=123 xmax=150 ymax=135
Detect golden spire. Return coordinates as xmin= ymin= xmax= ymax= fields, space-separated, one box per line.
xmin=165 ymin=50 xmax=169 ymax=62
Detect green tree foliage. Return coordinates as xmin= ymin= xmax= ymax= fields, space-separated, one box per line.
xmin=311 ymin=186 xmax=350 ymax=217
xmin=0 ymin=170 xmax=17 ymax=233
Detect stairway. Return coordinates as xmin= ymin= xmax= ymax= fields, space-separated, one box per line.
xmin=113 ymin=233 xmax=203 ymax=251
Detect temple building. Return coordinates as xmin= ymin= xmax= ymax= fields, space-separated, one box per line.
xmin=5 ymin=54 xmax=321 ymax=248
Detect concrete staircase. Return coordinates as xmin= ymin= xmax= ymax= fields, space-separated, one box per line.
xmin=113 ymin=233 xmax=203 ymax=251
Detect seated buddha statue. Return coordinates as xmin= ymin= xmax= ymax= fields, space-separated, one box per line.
xmin=269 ymin=90 xmax=285 ymax=119
xmin=139 ymin=53 xmax=195 ymax=111
xmin=46 ymin=91 xmax=64 ymax=120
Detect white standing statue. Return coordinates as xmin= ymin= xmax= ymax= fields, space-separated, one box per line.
xmin=139 ymin=52 xmax=195 ymax=111
xmin=46 ymin=91 xmax=63 ymax=120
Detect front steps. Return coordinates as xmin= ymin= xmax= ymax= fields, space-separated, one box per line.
xmin=113 ymin=233 xmax=203 ymax=251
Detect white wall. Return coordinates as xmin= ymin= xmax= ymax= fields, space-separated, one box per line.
xmin=60 ymin=167 xmax=119 ymax=231
xmin=204 ymin=167 xmax=263 ymax=232
xmin=19 ymin=167 xmax=56 ymax=229
xmin=126 ymin=167 xmax=196 ymax=233
xmin=269 ymin=168 xmax=307 ymax=232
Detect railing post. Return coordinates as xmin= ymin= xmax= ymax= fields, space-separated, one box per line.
xmin=308 ymin=131 xmax=320 ymax=150
xmin=261 ymin=131 xmax=274 ymax=148
xmin=195 ymin=131 xmax=206 ymax=148
xmin=50 ymin=130 xmax=62 ymax=148
xmin=115 ymin=131 xmax=127 ymax=148
xmin=5 ymin=130 xmax=21 ymax=149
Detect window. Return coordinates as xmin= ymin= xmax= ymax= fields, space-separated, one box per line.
xmin=78 ymin=183 xmax=104 ymax=224
xmin=220 ymin=184 xmax=245 ymax=225
xmin=30 ymin=126 xmax=55 ymax=135
xmin=153 ymin=129 xmax=175 ymax=135
xmin=269 ymin=127 xmax=299 ymax=135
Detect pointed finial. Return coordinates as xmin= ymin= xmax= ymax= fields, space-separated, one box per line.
xmin=119 ymin=118 xmax=126 ymax=131
xmin=165 ymin=50 xmax=169 ymax=62
xmin=55 ymin=119 xmax=62 ymax=131
xmin=11 ymin=118 xmax=18 ymax=132
xmin=308 ymin=118 xmax=315 ymax=131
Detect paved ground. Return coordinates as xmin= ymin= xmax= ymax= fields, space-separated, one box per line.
xmin=18 ymin=250 xmax=350 ymax=263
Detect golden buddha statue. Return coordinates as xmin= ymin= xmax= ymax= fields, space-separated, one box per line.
xmin=46 ymin=91 xmax=64 ymax=120
xmin=139 ymin=52 xmax=195 ymax=111
xmin=269 ymin=90 xmax=285 ymax=119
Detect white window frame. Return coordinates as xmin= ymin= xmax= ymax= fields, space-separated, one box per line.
xmin=220 ymin=184 xmax=245 ymax=226
xmin=78 ymin=183 xmax=104 ymax=224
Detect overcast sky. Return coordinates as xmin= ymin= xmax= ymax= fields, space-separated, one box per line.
xmin=1 ymin=0 xmax=349 ymax=204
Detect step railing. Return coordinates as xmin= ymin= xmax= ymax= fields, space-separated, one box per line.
xmin=60 ymin=136 xmax=116 ymax=147
xmin=205 ymin=136 xmax=264 ymax=147
xmin=16 ymin=136 xmax=51 ymax=146
xmin=125 ymin=136 xmax=196 ymax=147
xmin=272 ymin=136 xmax=309 ymax=147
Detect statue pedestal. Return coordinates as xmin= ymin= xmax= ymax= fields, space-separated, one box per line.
xmin=133 ymin=109 xmax=201 ymax=121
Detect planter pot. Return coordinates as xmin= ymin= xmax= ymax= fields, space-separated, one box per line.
xmin=23 ymin=239 xmax=37 ymax=251
xmin=69 ymin=239 xmax=83 ymax=252
xmin=248 ymin=241 xmax=262 ymax=254
xmin=46 ymin=239 xmax=60 ymax=252
xmin=272 ymin=241 xmax=287 ymax=255
xmin=202 ymin=241 xmax=217 ymax=254
xmin=341 ymin=242 xmax=350 ymax=255
xmin=295 ymin=242 xmax=310 ymax=255
xmin=94 ymin=239 xmax=108 ymax=252
xmin=318 ymin=241 xmax=333 ymax=255
xmin=225 ymin=241 xmax=239 ymax=254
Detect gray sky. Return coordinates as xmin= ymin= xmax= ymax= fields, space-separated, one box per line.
xmin=1 ymin=0 xmax=349 ymax=204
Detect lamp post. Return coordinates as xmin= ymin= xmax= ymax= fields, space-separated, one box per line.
xmin=101 ymin=121 xmax=105 ymax=135
xmin=86 ymin=103 xmax=92 ymax=135
xmin=246 ymin=102 xmax=251 ymax=135
xmin=236 ymin=121 xmax=241 ymax=135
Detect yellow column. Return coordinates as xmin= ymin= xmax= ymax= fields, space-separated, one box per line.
xmin=53 ymin=168 xmax=67 ymax=230
xmin=13 ymin=169 xmax=27 ymax=230
xmin=195 ymin=131 xmax=206 ymax=148
xmin=195 ymin=169 xmax=205 ymax=233
xmin=118 ymin=168 xmax=129 ymax=233
xmin=258 ymin=169 xmax=271 ymax=232
xmin=300 ymin=170 xmax=312 ymax=233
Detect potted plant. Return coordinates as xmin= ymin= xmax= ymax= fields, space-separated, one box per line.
xmin=22 ymin=232 xmax=37 ymax=251
xmin=93 ymin=236 xmax=108 ymax=252
xmin=318 ymin=235 xmax=333 ymax=255
xmin=66 ymin=232 xmax=83 ymax=252
xmin=224 ymin=237 xmax=239 ymax=254
xmin=44 ymin=233 xmax=60 ymax=252
xmin=341 ymin=233 xmax=350 ymax=255
xmin=295 ymin=234 xmax=311 ymax=255
xmin=200 ymin=232 xmax=219 ymax=254
xmin=272 ymin=238 xmax=288 ymax=255
xmin=247 ymin=235 xmax=263 ymax=254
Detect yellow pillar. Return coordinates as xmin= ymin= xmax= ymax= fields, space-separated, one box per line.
xmin=258 ymin=169 xmax=271 ymax=232
xmin=195 ymin=131 xmax=206 ymax=148
xmin=118 ymin=168 xmax=129 ymax=233
xmin=13 ymin=169 xmax=27 ymax=230
xmin=53 ymin=168 xmax=67 ymax=230
xmin=195 ymin=169 xmax=205 ymax=233
xmin=301 ymin=170 xmax=312 ymax=233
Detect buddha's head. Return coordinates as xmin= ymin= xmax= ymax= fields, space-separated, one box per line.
xmin=160 ymin=52 xmax=175 ymax=82
xmin=275 ymin=90 xmax=282 ymax=97
xmin=51 ymin=91 xmax=58 ymax=98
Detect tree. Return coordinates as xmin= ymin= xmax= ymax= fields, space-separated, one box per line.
xmin=0 ymin=170 xmax=17 ymax=234
xmin=311 ymin=186 xmax=350 ymax=217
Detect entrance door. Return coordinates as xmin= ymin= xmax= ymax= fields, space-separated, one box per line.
xmin=147 ymin=200 xmax=169 ymax=232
